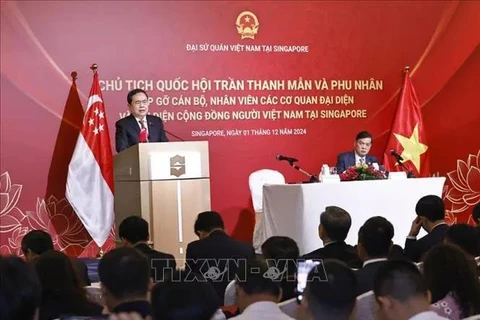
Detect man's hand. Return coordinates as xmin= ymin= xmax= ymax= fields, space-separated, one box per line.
xmin=408 ymin=216 xmax=422 ymax=237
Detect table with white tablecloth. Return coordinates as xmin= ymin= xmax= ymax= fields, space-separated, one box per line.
xmin=261 ymin=177 xmax=446 ymax=255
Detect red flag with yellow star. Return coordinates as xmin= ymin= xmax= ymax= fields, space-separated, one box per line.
xmin=383 ymin=70 xmax=430 ymax=177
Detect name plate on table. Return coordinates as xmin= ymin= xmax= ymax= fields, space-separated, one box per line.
xmin=320 ymin=174 xmax=341 ymax=183
xmin=388 ymin=171 xmax=407 ymax=180
xmin=150 ymin=151 xmax=202 ymax=180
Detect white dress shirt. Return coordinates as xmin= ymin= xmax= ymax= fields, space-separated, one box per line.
xmin=136 ymin=116 xmax=149 ymax=134
xmin=362 ymin=257 xmax=388 ymax=268
xmin=408 ymin=311 xmax=449 ymax=320
xmin=355 ymin=153 xmax=366 ymax=165
xmin=229 ymin=301 xmax=295 ymax=320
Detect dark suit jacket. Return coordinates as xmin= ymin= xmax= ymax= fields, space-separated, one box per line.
xmin=404 ymin=224 xmax=449 ymax=262
xmin=336 ymin=151 xmax=380 ymax=174
xmin=355 ymin=259 xmax=388 ymax=295
xmin=115 ymin=114 xmax=168 ymax=153
xmin=300 ymin=241 xmax=362 ymax=268
xmin=134 ymin=243 xmax=177 ymax=282
xmin=185 ymin=230 xmax=256 ymax=300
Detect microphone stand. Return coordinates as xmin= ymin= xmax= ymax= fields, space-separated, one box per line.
xmin=288 ymin=160 xmax=319 ymax=183
xmin=395 ymin=157 xmax=415 ymax=178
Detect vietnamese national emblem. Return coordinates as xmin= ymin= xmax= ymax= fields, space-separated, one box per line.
xmin=236 ymin=11 xmax=259 ymax=39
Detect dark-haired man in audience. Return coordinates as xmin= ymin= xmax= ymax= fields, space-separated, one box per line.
xmin=444 ymin=223 xmax=480 ymax=258
xmin=0 ymin=256 xmax=41 ymax=320
xmin=301 ymin=206 xmax=361 ymax=268
xmin=186 ymin=211 xmax=256 ymax=301
xmin=405 ymin=195 xmax=449 ymax=262
xmin=374 ymin=260 xmax=448 ymax=320
xmin=98 ymin=247 xmax=152 ymax=318
xmin=300 ymin=259 xmax=358 ymax=320
xmin=119 ymin=215 xmax=176 ymax=282
xmin=21 ymin=229 xmax=91 ymax=286
xmin=356 ymin=216 xmax=394 ymax=295
xmin=232 ymin=259 xmax=293 ymax=319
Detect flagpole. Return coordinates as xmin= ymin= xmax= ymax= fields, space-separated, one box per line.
xmin=404 ymin=65 xmax=410 ymax=74
xmin=90 ymin=62 xmax=104 ymax=259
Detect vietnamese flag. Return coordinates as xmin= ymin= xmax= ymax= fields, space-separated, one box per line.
xmin=383 ymin=70 xmax=430 ymax=177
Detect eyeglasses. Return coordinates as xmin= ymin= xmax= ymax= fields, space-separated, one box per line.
xmin=132 ymin=100 xmax=149 ymax=107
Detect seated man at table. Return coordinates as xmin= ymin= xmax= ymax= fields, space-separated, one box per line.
xmin=336 ymin=131 xmax=380 ymax=174
xmin=300 ymin=206 xmax=361 ymax=268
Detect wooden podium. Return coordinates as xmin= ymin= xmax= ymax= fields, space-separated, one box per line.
xmin=113 ymin=141 xmax=211 ymax=264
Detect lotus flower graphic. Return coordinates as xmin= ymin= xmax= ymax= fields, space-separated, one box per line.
xmin=0 ymin=172 xmax=26 ymax=233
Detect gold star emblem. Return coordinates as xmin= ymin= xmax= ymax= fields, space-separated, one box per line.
xmin=393 ymin=123 xmax=428 ymax=172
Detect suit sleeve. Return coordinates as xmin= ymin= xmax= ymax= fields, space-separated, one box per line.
xmin=115 ymin=121 xmax=129 ymax=153
xmin=404 ymin=238 xmax=421 ymax=262
xmin=336 ymin=154 xmax=346 ymax=174
xmin=158 ymin=118 xmax=169 ymax=142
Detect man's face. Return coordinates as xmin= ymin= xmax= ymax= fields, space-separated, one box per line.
xmin=129 ymin=92 xmax=149 ymax=118
xmin=354 ymin=138 xmax=372 ymax=157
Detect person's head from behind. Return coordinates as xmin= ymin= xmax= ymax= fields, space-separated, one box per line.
xmin=358 ymin=217 xmax=394 ymax=261
xmin=98 ymin=247 xmax=151 ymax=311
xmin=119 ymin=215 xmax=149 ymax=247
xmin=354 ymin=131 xmax=372 ymax=157
xmin=193 ymin=211 xmax=225 ymax=239
xmin=34 ymin=250 xmax=85 ymax=300
xmin=423 ymin=243 xmax=480 ymax=317
xmin=415 ymin=195 xmax=445 ymax=232
xmin=21 ymin=230 xmax=54 ymax=261
xmin=235 ymin=259 xmax=282 ymax=312
xmin=127 ymin=88 xmax=149 ymax=119
xmin=318 ymin=206 xmax=351 ymax=244
xmin=261 ymin=236 xmax=299 ymax=277
xmin=0 ymin=256 xmax=41 ymax=320
xmin=150 ymin=271 xmax=221 ymax=320
xmin=374 ymin=260 xmax=430 ymax=320
xmin=301 ymin=259 xmax=357 ymax=320
xmin=444 ymin=223 xmax=480 ymax=257
xmin=473 ymin=203 xmax=480 ymax=226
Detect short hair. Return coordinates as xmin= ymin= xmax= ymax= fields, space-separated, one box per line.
xmin=445 ymin=224 xmax=480 ymax=257
xmin=261 ymin=236 xmax=299 ymax=277
xmin=21 ymin=230 xmax=54 ymax=255
xmin=304 ymin=259 xmax=357 ymax=320
xmin=127 ymin=88 xmax=148 ymax=105
xmin=98 ymin=247 xmax=150 ymax=299
xmin=0 ymin=256 xmax=41 ymax=320
xmin=193 ymin=211 xmax=224 ymax=235
xmin=415 ymin=195 xmax=445 ymax=222
xmin=320 ymin=206 xmax=352 ymax=241
xmin=373 ymin=260 xmax=427 ymax=302
xmin=473 ymin=203 xmax=480 ymax=224
xmin=358 ymin=217 xmax=394 ymax=257
xmin=355 ymin=131 xmax=372 ymax=141
xmin=151 ymin=271 xmax=221 ymax=320
xmin=235 ymin=259 xmax=281 ymax=297
xmin=119 ymin=216 xmax=149 ymax=244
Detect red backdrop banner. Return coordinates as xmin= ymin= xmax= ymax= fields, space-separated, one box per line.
xmin=1 ymin=1 xmax=479 ymax=256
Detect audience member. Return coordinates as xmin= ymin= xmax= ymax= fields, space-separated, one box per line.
xmin=473 ymin=203 xmax=480 ymax=226
xmin=301 ymin=206 xmax=361 ymax=268
xmin=423 ymin=244 xmax=480 ymax=319
xmin=232 ymin=259 xmax=293 ymax=319
xmin=374 ymin=260 xmax=448 ymax=320
xmin=0 ymin=256 xmax=41 ymax=320
xmin=119 ymin=215 xmax=177 ymax=281
xmin=150 ymin=270 xmax=224 ymax=320
xmin=34 ymin=250 xmax=103 ymax=320
xmin=444 ymin=223 xmax=480 ymax=258
xmin=98 ymin=247 xmax=152 ymax=318
xmin=21 ymin=229 xmax=90 ymax=286
xmin=261 ymin=236 xmax=299 ymax=302
xmin=405 ymin=195 xmax=449 ymax=262
xmin=300 ymin=259 xmax=357 ymax=320
xmin=356 ymin=216 xmax=394 ymax=295
xmin=186 ymin=211 xmax=255 ymax=300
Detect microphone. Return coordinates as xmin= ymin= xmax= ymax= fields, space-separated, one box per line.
xmin=276 ymin=155 xmax=298 ymax=163
xmin=165 ymin=129 xmax=185 ymax=141
xmin=390 ymin=150 xmax=404 ymax=161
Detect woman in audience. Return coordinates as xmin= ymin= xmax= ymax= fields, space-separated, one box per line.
xmin=150 ymin=270 xmax=224 ymax=320
xmin=261 ymin=236 xmax=299 ymax=302
xmin=423 ymin=243 xmax=480 ymax=319
xmin=34 ymin=250 xmax=103 ymax=320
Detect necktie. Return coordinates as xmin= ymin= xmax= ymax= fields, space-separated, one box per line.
xmin=139 ymin=120 xmax=148 ymax=143
xmin=360 ymin=157 xmax=365 ymax=165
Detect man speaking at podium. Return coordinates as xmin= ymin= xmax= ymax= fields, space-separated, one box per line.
xmin=115 ymin=89 xmax=169 ymax=153
xmin=336 ymin=131 xmax=380 ymax=173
